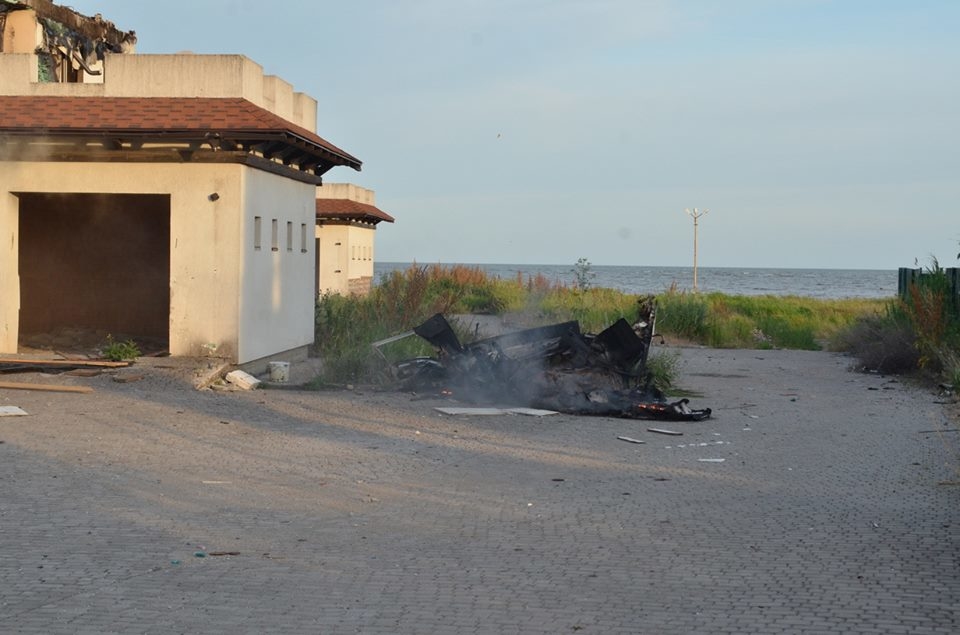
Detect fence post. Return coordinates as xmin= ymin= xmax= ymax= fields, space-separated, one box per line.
xmin=947 ymin=268 xmax=960 ymax=314
xmin=898 ymin=268 xmax=921 ymax=301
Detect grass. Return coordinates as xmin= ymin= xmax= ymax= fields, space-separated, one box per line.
xmin=656 ymin=288 xmax=885 ymax=350
xmin=314 ymin=263 xmax=892 ymax=387
xmin=645 ymin=350 xmax=681 ymax=394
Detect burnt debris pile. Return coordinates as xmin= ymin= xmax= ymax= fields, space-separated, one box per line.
xmin=392 ymin=299 xmax=711 ymax=421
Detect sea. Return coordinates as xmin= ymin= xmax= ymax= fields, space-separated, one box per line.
xmin=374 ymin=263 xmax=898 ymax=300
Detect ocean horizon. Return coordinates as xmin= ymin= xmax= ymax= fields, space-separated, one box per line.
xmin=374 ymin=262 xmax=899 ymax=300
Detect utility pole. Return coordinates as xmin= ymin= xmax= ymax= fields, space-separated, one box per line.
xmin=684 ymin=207 xmax=709 ymax=292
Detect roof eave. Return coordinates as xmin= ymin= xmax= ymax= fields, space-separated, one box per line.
xmin=0 ymin=128 xmax=361 ymax=172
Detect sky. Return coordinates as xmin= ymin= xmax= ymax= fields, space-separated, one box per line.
xmin=66 ymin=0 xmax=959 ymax=270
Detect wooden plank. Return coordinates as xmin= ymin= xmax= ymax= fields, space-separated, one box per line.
xmin=0 ymin=358 xmax=129 ymax=368
xmin=0 ymin=381 xmax=93 ymax=394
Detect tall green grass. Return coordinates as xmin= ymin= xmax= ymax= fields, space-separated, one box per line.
xmin=656 ymin=289 xmax=884 ymax=350
xmin=537 ymin=287 xmax=641 ymax=332
xmin=314 ymin=264 xmax=535 ymax=382
xmin=316 ymin=263 xmax=889 ymax=384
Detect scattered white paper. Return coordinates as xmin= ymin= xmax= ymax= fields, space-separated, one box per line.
xmin=434 ymin=407 xmax=557 ymax=417
xmin=435 ymin=407 xmax=504 ymax=416
xmin=506 ymin=408 xmax=558 ymax=417
xmin=647 ymin=427 xmax=683 ymax=436
xmin=0 ymin=406 xmax=28 ymax=417
xmin=698 ymin=458 xmax=726 ymax=463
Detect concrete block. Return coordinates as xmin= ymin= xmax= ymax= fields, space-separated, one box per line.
xmin=225 ymin=369 xmax=261 ymax=390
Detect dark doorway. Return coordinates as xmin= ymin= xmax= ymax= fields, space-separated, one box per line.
xmin=17 ymin=193 xmax=170 ymax=349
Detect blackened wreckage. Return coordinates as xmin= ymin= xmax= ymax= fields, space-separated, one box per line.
xmin=394 ymin=299 xmax=711 ymax=421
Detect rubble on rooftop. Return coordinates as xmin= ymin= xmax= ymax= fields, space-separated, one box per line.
xmin=0 ymin=0 xmax=136 ymax=80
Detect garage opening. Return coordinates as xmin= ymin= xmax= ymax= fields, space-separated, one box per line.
xmin=17 ymin=193 xmax=170 ymax=354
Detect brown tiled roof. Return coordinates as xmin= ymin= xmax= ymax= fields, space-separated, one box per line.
xmin=316 ymin=198 xmax=395 ymax=224
xmin=0 ymin=96 xmax=361 ymax=170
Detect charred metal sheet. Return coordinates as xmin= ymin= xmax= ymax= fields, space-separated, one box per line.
xmin=397 ymin=300 xmax=711 ymax=421
xmin=413 ymin=314 xmax=463 ymax=356
xmin=594 ymin=319 xmax=645 ymax=367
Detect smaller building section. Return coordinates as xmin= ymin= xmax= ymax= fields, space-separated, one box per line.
xmin=315 ymin=184 xmax=394 ymax=296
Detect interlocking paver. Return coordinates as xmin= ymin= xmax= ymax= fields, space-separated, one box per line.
xmin=0 ymin=348 xmax=957 ymax=633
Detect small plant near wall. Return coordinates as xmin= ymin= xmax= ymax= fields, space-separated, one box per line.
xmin=101 ymin=335 xmax=141 ymax=361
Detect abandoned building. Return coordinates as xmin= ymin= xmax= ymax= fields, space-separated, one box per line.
xmin=315 ymin=184 xmax=395 ymax=297
xmin=0 ymin=1 xmax=384 ymax=368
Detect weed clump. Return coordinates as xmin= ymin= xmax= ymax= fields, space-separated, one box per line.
xmin=101 ymin=335 xmax=141 ymax=361
xmin=644 ymin=350 xmax=681 ymax=394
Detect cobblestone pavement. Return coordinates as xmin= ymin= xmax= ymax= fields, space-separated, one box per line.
xmin=1 ymin=348 xmax=958 ymax=634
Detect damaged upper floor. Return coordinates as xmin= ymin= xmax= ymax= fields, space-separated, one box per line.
xmin=0 ymin=2 xmax=361 ymax=183
xmin=1 ymin=0 xmax=136 ymax=83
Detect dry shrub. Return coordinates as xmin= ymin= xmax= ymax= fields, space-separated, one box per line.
xmin=833 ymin=312 xmax=919 ymax=374
xmin=524 ymin=271 xmax=561 ymax=294
xmin=428 ymin=263 xmax=489 ymax=286
xmin=908 ymin=282 xmax=947 ymax=348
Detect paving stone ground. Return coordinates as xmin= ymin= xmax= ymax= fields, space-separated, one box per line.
xmin=0 ymin=347 xmax=958 ymax=634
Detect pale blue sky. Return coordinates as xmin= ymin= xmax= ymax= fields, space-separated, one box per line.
xmin=69 ymin=0 xmax=959 ymax=269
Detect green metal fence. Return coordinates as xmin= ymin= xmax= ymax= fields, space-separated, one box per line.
xmin=898 ymin=267 xmax=960 ymax=311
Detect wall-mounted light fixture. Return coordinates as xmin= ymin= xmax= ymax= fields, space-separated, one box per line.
xmin=208 ymin=192 xmax=220 ymax=202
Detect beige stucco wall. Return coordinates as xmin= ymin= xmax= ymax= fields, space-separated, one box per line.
xmin=316 ymin=224 xmax=349 ymax=296
xmin=0 ymin=189 xmax=18 ymax=351
xmin=0 ymin=53 xmax=318 ymax=130
xmin=316 ymin=183 xmax=376 ymax=205
xmin=315 ymin=184 xmax=380 ymax=296
xmin=262 ymin=75 xmax=293 ymax=125
xmin=238 ymin=169 xmax=316 ymax=363
xmin=0 ymin=160 xmax=315 ymax=363
xmin=293 ymin=93 xmax=317 ymax=134
xmin=315 ymin=224 xmax=375 ymax=296
xmin=1 ymin=9 xmax=42 ymax=54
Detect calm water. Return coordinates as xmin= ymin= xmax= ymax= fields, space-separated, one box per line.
xmin=375 ymin=263 xmax=898 ymax=300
